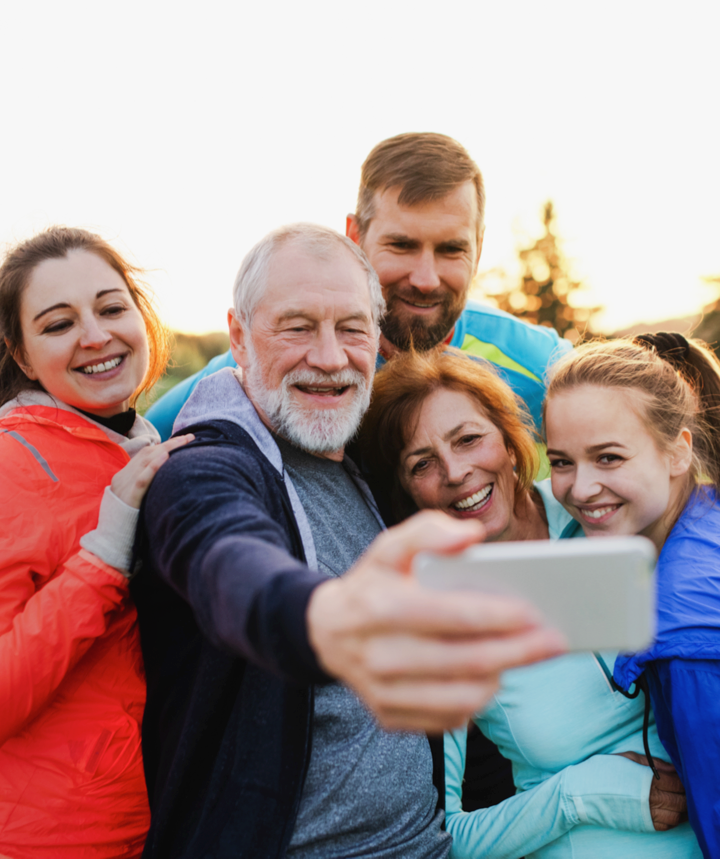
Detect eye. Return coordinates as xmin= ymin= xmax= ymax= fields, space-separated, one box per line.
xmin=389 ymin=241 xmax=414 ymax=251
xmin=411 ymin=458 xmax=431 ymax=476
xmin=549 ymin=458 xmax=572 ymax=469
xmin=439 ymin=245 xmax=466 ymax=256
xmin=599 ymin=454 xmax=623 ymax=465
xmin=101 ymin=303 xmax=126 ymax=317
xmin=43 ymin=319 xmax=73 ymax=334
xmin=458 ymin=433 xmax=481 ymax=446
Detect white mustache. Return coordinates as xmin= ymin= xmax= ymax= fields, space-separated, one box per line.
xmin=283 ymin=368 xmax=367 ymax=389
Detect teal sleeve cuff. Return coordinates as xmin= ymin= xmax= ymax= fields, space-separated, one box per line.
xmin=561 ymin=754 xmax=654 ymax=833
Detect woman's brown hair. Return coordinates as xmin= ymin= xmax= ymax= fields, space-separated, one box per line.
xmin=0 ymin=226 xmax=170 ymax=408
xmin=544 ymin=334 xmax=720 ymax=491
xmin=359 ymin=347 xmax=539 ymax=522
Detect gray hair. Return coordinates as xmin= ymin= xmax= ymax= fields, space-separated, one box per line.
xmin=232 ymin=223 xmax=385 ymax=329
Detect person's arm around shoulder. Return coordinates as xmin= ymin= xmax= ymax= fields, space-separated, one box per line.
xmin=444 ymin=727 xmax=674 ymax=859
xmin=0 ymin=433 xmax=192 ymax=744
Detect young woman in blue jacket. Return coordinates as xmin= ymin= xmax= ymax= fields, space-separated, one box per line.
xmin=360 ymin=348 xmax=700 ymax=859
xmin=544 ymin=333 xmax=720 ymax=859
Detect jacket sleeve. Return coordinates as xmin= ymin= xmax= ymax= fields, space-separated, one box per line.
xmin=649 ymin=659 xmax=720 ymax=859
xmin=141 ymin=439 xmax=330 ymax=683
xmin=445 ymin=727 xmax=655 ymax=859
xmin=0 ymin=485 xmax=131 ymax=745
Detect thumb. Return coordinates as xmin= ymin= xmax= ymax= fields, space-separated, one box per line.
xmin=367 ymin=510 xmax=485 ymax=576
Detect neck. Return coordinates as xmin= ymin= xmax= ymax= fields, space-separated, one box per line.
xmin=501 ymin=489 xmax=550 ymax=542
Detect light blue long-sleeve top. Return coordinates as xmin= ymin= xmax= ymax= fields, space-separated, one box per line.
xmin=444 ymin=483 xmax=701 ymax=859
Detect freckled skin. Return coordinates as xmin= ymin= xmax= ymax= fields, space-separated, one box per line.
xmin=399 ymin=388 xmax=547 ymax=543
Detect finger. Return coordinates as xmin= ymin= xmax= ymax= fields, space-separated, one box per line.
xmin=367 ymin=511 xmax=485 ymax=574
xmin=161 ymin=433 xmax=195 ymax=451
xmin=358 ymin=581 xmax=549 ymax=638
xmin=364 ymin=628 xmax=567 ymax=680
xmin=651 ymin=787 xmax=688 ymax=813
xmin=654 ymin=770 xmax=685 ymax=795
xmin=356 ymin=678 xmax=502 ymax=733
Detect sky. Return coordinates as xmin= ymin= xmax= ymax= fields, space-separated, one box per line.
xmin=1 ymin=0 xmax=718 ymax=335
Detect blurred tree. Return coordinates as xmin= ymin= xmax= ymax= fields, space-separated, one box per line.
xmin=484 ymin=202 xmax=601 ymax=343
xmin=137 ymin=330 xmax=230 ymax=413
xmin=692 ymin=276 xmax=720 ymax=349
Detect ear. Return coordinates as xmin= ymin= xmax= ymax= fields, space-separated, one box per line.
xmin=669 ymin=427 xmax=693 ymax=477
xmin=7 ymin=340 xmax=38 ymax=381
xmin=346 ymin=214 xmax=361 ymax=246
xmin=473 ymin=226 xmax=485 ymax=277
xmin=227 ymin=309 xmax=249 ymax=370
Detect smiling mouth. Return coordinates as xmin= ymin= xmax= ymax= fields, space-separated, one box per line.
xmin=453 ymin=484 xmax=493 ymax=512
xmin=400 ymin=298 xmax=442 ymax=310
xmin=295 ymin=384 xmax=350 ymax=397
xmin=76 ymin=355 xmax=124 ymax=375
xmin=578 ymin=504 xmax=621 ymax=521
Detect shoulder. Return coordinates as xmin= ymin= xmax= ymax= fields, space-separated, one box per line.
xmin=148 ymin=421 xmax=280 ymax=504
xmin=662 ymin=489 xmax=720 ymax=567
xmin=456 ymin=301 xmax=571 ymax=371
xmin=145 ymin=351 xmax=238 ymax=440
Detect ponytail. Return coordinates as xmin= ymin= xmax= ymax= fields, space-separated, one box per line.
xmin=633 ymin=332 xmax=720 ymax=488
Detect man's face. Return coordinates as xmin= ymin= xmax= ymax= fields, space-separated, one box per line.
xmin=351 ymin=181 xmax=482 ymax=352
xmin=230 ymin=243 xmax=377 ymax=460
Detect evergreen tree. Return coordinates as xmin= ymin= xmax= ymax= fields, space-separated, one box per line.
xmin=485 ymin=201 xmax=601 ymax=343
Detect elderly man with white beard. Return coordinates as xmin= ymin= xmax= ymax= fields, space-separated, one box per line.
xmin=133 ymin=224 xmax=564 ymax=859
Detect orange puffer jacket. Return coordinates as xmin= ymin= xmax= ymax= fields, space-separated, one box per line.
xmin=0 ymin=403 xmax=151 ymax=859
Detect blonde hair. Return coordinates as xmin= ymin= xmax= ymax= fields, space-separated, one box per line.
xmin=544 ymin=334 xmax=720 ymax=489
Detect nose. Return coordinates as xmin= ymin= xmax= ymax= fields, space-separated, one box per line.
xmin=407 ymin=249 xmax=441 ymax=293
xmin=305 ymin=325 xmax=348 ymax=374
xmin=79 ymin=313 xmax=112 ymax=350
xmin=571 ymin=464 xmax=603 ymax=502
xmin=442 ymin=452 xmax=473 ymax=486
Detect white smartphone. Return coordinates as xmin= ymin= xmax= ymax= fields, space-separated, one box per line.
xmin=414 ymin=536 xmax=656 ymax=652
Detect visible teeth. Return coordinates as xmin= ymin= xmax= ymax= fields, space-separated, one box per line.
xmin=304 ymin=386 xmax=344 ymax=394
xmin=81 ymin=356 xmax=122 ymax=374
xmin=583 ymin=506 xmax=617 ymax=519
xmin=406 ymin=301 xmax=439 ymax=308
xmin=454 ymin=485 xmax=492 ymax=510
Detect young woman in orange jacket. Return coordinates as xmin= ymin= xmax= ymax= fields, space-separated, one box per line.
xmin=0 ymin=227 xmax=191 ymax=859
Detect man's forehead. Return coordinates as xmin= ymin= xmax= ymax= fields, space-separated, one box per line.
xmin=256 ymin=244 xmax=372 ymax=319
xmin=368 ymin=182 xmax=480 ymax=239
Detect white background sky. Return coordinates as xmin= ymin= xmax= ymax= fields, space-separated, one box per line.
xmin=1 ymin=0 xmax=718 ymax=335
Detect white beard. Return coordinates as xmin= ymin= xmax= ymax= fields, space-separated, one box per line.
xmin=243 ymin=342 xmax=372 ymax=455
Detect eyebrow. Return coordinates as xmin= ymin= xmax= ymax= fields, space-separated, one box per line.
xmin=404 ymin=422 xmax=476 ymax=460
xmin=33 ymin=288 xmax=124 ymax=322
xmin=380 ymin=232 xmax=472 ymax=251
xmin=546 ymin=442 xmax=629 ymax=457
xmin=276 ymin=309 xmax=372 ymax=324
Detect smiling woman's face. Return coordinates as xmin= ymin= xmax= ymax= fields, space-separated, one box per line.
xmin=17 ymin=249 xmax=149 ymax=417
xmin=399 ymin=387 xmax=518 ymax=541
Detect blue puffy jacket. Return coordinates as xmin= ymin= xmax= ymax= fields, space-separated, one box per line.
xmin=614 ymin=488 xmax=720 ymax=859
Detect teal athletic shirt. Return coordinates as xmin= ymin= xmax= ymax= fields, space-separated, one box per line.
xmin=144 ymin=300 xmax=571 ymax=441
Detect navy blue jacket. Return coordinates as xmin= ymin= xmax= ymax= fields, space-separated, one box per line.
xmin=134 ymin=370 xmax=336 ymax=859
xmin=134 ymin=369 xmax=443 ymax=858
